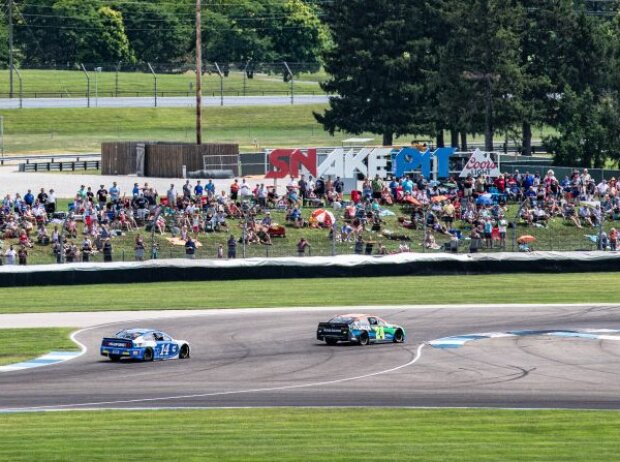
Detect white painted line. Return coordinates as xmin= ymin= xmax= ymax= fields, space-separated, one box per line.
xmin=0 ymin=343 xmax=425 ymax=412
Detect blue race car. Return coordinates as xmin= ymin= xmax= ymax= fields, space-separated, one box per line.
xmin=100 ymin=328 xmax=190 ymax=362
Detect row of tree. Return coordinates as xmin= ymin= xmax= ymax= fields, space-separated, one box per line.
xmin=316 ymin=0 xmax=620 ymax=167
xmin=3 ymin=0 xmax=326 ymax=75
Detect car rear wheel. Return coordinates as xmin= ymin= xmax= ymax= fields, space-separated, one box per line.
xmin=325 ymin=338 xmax=338 ymax=346
xmin=358 ymin=332 xmax=369 ymax=346
xmin=393 ymin=329 xmax=404 ymax=343
xmin=109 ymin=355 xmax=121 ymax=362
xmin=143 ymin=348 xmax=154 ymax=362
xmin=179 ymin=344 xmax=190 ymax=359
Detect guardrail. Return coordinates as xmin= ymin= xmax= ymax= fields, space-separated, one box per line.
xmin=0 ymin=90 xmax=322 ymax=99
xmin=18 ymin=160 xmax=100 ymax=172
xmin=1 ymin=153 xmax=100 ymax=166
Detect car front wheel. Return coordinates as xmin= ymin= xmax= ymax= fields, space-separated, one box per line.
xmin=109 ymin=355 xmax=121 ymax=362
xmin=325 ymin=338 xmax=338 ymax=346
xmin=179 ymin=344 xmax=190 ymax=359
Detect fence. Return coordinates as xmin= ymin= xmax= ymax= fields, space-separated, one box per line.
xmin=0 ymin=62 xmax=325 ymax=106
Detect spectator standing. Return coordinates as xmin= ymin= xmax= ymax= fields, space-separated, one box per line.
xmin=5 ymin=245 xmax=16 ymax=265
xmin=194 ymin=180 xmax=204 ymax=198
xmin=96 ymin=185 xmax=108 ymax=208
xmin=297 ymin=237 xmax=310 ymax=257
xmin=185 ymin=237 xmax=197 ymax=259
xmin=134 ymin=234 xmax=145 ymax=261
xmin=103 ymin=239 xmax=113 ymax=263
xmin=46 ymin=189 xmax=57 ymax=214
xmin=81 ymin=237 xmax=93 ymax=263
xmin=24 ymin=189 xmax=34 ymax=207
xmin=167 ymin=184 xmax=176 ymax=207
xmin=109 ymin=182 xmax=120 ymax=203
xmin=18 ymin=246 xmax=28 ymax=265
xmin=227 ymin=235 xmax=237 ymax=259
xmin=217 ymin=244 xmax=224 ymax=259
xmin=230 ymin=179 xmax=240 ymax=201
xmin=182 ymin=180 xmax=192 ymax=200
xmin=354 ymin=236 xmax=364 ymax=255
xmin=37 ymin=188 xmax=48 ymax=207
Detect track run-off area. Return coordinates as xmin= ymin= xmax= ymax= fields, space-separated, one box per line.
xmin=1 ymin=304 xmax=620 ymax=412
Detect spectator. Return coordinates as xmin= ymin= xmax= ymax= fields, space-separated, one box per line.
xmin=5 ymin=245 xmax=16 ymax=265
xmin=17 ymin=246 xmax=28 ymax=265
xmin=297 ymin=237 xmax=310 ymax=257
xmin=103 ymin=239 xmax=113 ymax=263
xmin=227 ymin=235 xmax=237 ymax=259
xmin=185 ymin=237 xmax=196 ymax=259
xmin=134 ymin=234 xmax=145 ymax=261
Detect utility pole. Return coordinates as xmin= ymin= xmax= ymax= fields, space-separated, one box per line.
xmin=8 ymin=0 xmax=14 ymax=99
xmin=195 ymin=0 xmax=202 ymax=145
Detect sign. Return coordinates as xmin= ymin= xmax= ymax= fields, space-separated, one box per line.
xmin=264 ymin=146 xmax=459 ymax=180
xmin=459 ymin=149 xmax=500 ymax=178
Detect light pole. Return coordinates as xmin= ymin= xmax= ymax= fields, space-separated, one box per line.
xmin=195 ymin=0 xmax=202 ymax=145
xmin=94 ymin=67 xmax=102 ymax=107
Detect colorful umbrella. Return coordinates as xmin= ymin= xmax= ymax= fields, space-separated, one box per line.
xmin=517 ymin=235 xmax=536 ymax=244
xmin=431 ymin=195 xmax=449 ymax=203
xmin=311 ymin=209 xmax=336 ymax=226
xmin=403 ymin=196 xmax=422 ymax=206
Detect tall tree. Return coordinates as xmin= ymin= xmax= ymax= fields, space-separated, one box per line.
xmin=444 ymin=0 xmax=524 ymax=151
xmin=315 ymin=0 xmax=432 ymax=146
xmin=517 ymin=0 xmax=576 ymax=156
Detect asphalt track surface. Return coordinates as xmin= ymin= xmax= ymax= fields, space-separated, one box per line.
xmin=0 ymin=94 xmax=329 ymax=110
xmin=2 ymin=304 xmax=620 ymax=411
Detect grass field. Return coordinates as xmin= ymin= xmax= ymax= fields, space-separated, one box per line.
xmin=0 ymin=273 xmax=618 ymax=314
xmin=0 ymin=328 xmax=78 ymax=365
xmin=0 ymin=103 xmax=554 ymax=154
xmin=0 ymin=409 xmax=618 ymax=461
xmin=0 ymin=104 xmax=339 ymax=153
xmin=0 ymin=69 xmax=323 ymax=98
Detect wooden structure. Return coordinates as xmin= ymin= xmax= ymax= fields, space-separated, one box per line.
xmin=101 ymin=142 xmax=239 ymax=178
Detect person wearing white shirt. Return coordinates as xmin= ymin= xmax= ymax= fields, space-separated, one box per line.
xmin=4 ymin=245 xmax=16 ymax=265
xmin=46 ymin=189 xmax=57 ymax=214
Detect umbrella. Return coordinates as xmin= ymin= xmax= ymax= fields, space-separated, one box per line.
xmin=431 ymin=195 xmax=449 ymax=203
xmin=403 ymin=196 xmax=421 ymax=206
xmin=476 ymin=194 xmax=493 ymax=206
xmin=517 ymin=235 xmax=536 ymax=244
xmin=442 ymin=182 xmax=458 ymax=189
xmin=311 ymin=209 xmax=335 ymax=226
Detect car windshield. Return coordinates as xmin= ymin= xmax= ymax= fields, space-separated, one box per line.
xmin=328 ymin=316 xmax=355 ymax=324
xmin=115 ymin=330 xmax=146 ymax=340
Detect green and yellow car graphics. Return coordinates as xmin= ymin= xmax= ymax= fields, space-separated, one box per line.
xmin=317 ymin=314 xmax=407 ymax=346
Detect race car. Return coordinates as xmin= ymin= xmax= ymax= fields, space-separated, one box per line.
xmin=316 ymin=314 xmax=406 ymax=346
xmin=100 ymin=328 xmax=190 ymax=362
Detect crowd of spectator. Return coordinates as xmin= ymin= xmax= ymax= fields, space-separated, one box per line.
xmin=0 ymin=166 xmax=617 ymax=265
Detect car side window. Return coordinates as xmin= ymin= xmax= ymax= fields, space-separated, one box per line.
xmin=368 ymin=317 xmax=378 ymax=326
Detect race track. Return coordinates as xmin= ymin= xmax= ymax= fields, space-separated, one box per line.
xmin=2 ymin=304 xmax=620 ymax=411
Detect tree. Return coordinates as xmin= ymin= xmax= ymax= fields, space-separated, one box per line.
xmin=544 ymin=88 xmax=620 ymax=168
xmin=315 ymin=0 xmax=432 ymax=146
xmin=15 ymin=0 xmax=134 ymax=64
xmin=517 ymin=0 xmax=576 ymax=155
xmin=116 ymin=0 xmax=191 ymax=64
xmin=445 ymin=0 xmax=524 ymax=152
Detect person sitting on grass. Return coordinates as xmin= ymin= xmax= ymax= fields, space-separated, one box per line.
xmin=578 ymin=205 xmax=594 ymax=228
xmin=562 ymin=202 xmax=582 ymax=228
xmin=18 ymin=230 xmax=33 ymax=248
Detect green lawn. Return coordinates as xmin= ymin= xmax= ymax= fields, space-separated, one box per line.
xmin=0 ymin=328 xmax=78 ymax=365
xmin=0 ymin=273 xmax=617 ymax=314
xmin=0 ymin=69 xmax=323 ymax=98
xmin=0 ymin=409 xmax=618 ymax=461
